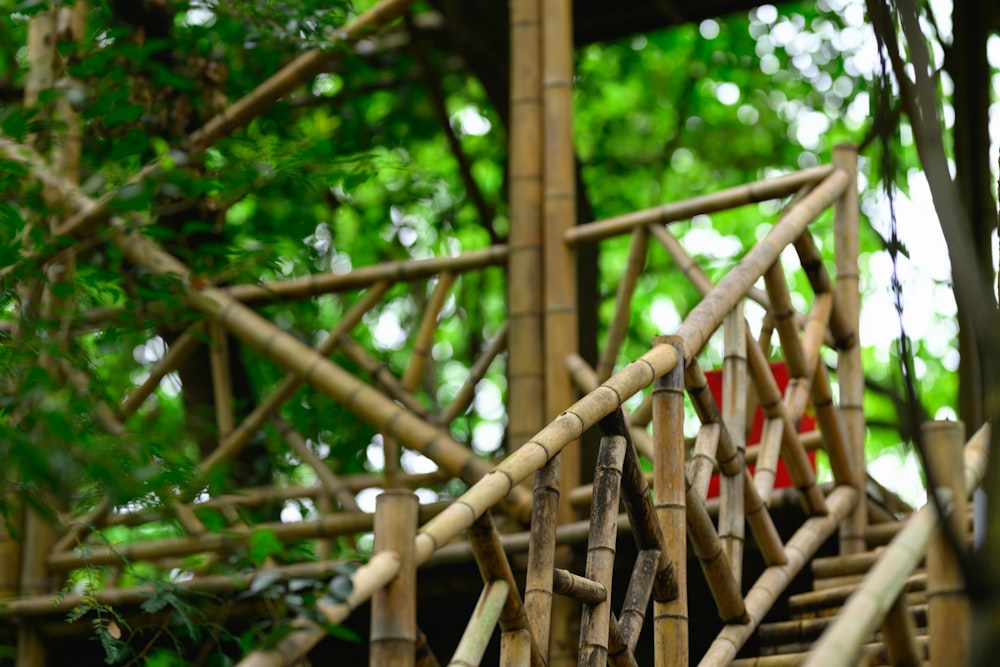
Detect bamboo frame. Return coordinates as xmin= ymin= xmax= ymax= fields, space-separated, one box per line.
xmin=800 ymin=422 xmax=988 ymax=667
xmin=567 ymin=165 xmax=835 ymax=245
xmin=371 ymin=491 xmax=418 ymax=667
xmin=438 ymin=324 xmax=508 ymax=426
xmin=271 ymin=415 xmax=359 ymax=511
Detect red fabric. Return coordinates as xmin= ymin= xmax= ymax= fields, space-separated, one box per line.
xmin=704 ymin=362 xmax=816 ymax=498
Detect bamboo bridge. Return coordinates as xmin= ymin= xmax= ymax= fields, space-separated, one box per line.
xmin=0 ymin=0 xmax=985 ymax=666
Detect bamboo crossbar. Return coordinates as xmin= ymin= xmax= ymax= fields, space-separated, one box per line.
xmin=47 ymin=502 xmax=452 ymax=571
xmin=800 ymin=423 xmax=988 ymax=667
xmin=565 ymin=165 xmax=835 ymax=245
xmin=225 ymin=246 xmax=507 ymax=304
xmin=697 ymin=485 xmax=859 ymax=667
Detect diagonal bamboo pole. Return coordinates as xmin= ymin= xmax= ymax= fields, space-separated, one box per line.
xmin=721 ymin=304 xmax=747 ymax=585
xmin=689 ymin=424 xmax=722 ymax=499
xmin=674 ymin=168 xmax=848 ymax=366
xmin=800 ymin=423 xmax=988 ymax=667
xmin=467 ymin=512 xmax=546 ymax=667
xmin=793 ymin=230 xmax=854 ymax=349
xmin=567 ymin=166 xmax=836 ymax=245
xmin=597 ymin=227 xmax=649 ymax=382
xmin=448 ymin=580 xmax=510 ymax=667
xmin=270 ymin=415 xmax=359 ymax=511
xmin=438 ymin=323 xmax=508 ymax=426
xmin=402 ymin=272 xmax=455 ymax=392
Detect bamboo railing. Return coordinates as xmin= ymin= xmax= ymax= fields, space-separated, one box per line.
xmin=3 ymin=0 xmax=969 ymax=665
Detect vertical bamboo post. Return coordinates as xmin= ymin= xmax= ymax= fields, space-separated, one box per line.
xmin=370 ymin=490 xmax=419 ymax=667
xmin=542 ymin=0 xmax=579 ymax=662
xmin=542 ymin=0 xmax=579 ymax=521
xmin=578 ymin=434 xmax=626 ymax=665
xmin=524 ymin=457 xmax=560 ymax=662
xmin=923 ymin=420 xmax=969 ymax=667
xmin=721 ymin=304 xmax=747 ymax=585
xmin=507 ymin=0 xmax=545 ymax=453
xmin=833 ymin=143 xmax=865 ymax=555
xmin=653 ymin=336 xmax=686 ymax=667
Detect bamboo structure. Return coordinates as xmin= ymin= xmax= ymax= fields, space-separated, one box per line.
xmin=3 ymin=1 xmax=978 ymax=664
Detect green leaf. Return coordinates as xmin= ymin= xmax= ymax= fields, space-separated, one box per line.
xmin=248 ymin=528 xmax=284 ymax=565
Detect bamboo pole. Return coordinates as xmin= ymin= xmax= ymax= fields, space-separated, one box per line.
xmin=403 ymin=272 xmax=455 ymax=392
xmin=227 ymin=246 xmax=507 ymax=304
xmin=579 ymin=435 xmax=627 ymax=665
xmin=833 ymin=144 xmax=865 ymax=556
xmin=523 ymin=449 xmax=560 ymax=662
xmin=114 ymin=231 xmax=535 ymax=515
xmin=467 ymin=511 xmax=545 ymax=667
xmin=689 ymin=424 xmax=722 ymax=499
xmin=335 ymin=333 xmax=430 ymax=418
xmin=371 ymin=491 xmax=419 ymax=667
xmin=793 ymin=231 xmax=854 ymax=349
xmin=924 ymin=421 xmax=969 ymax=667
xmin=685 ymin=481 xmax=748 ymax=624
xmin=505 ymin=0 xmax=544 ymax=459
xmin=567 ymin=166 xmax=836 ymax=245
xmin=119 ymin=324 xmax=203 ymax=418
xmin=721 ymin=304 xmax=747 ymax=585
xmin=697 ymin=485 xmax=859 ymax=667
xmin=799 ymin=422 xmax=988 ymax=667
xmin=617 ymin=548 xmax=659 ymax=650
xmin=447 ymin=580 xmax=509 ymax=667
xmin=438 ymin=323 xmax=508 ymax=426
xmin=653 ymin=336 xmax=687 ymax=667
xmin=881 ymin=596 xmax=923 ymax=667
xmin=597 ymin=227 xmax=648 ymax=381
xmin=54 ymin=0 xmax=418 ymax=240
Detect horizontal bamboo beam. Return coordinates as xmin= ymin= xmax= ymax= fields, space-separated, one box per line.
xmin=48 ymin=502 xmax=451 ymax=571
xmin=552 ymin=567 xmax=606 ymax=605
xmin=800 ymin=422 xmax=989 ymax=667
xmin=697 ymin=485 xmax=859 ymax=667
xmin=226 ymin=246 xmax=507 ymax=304
xmin=566 ymin=165 xmax=835 ymax=245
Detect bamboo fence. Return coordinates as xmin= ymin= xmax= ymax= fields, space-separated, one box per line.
xmin=4 ymin=12 xmax=914 ymax=660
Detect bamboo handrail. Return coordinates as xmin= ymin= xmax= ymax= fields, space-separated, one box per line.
xmin=566 ymin=165 xmax=835 ymax=245
xmin=800 ymin=422 xmax=988 ymax=667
